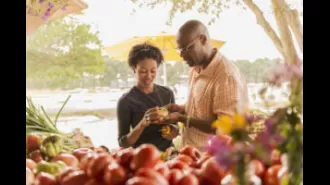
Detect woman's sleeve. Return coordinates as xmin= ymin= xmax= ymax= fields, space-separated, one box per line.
xmin=117 ymin=97 xmax=132 ymax=148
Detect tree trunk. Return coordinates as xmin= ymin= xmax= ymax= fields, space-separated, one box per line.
xmin=284 ymin=6 xmax=303 ymax=53
xmin=242 ymin=0 xmax=284 ymax=57
xmin=271 ymin=0 xmax=297 ymax=65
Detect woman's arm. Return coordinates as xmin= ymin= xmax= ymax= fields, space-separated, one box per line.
xmin=117 ymin=98 xmax=148 ymax=147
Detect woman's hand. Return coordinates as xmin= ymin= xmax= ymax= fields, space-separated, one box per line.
xmin=162 ymin=125 xmax=180 ymax=140
xmin=144 ymin=106 xmax=164 ymax=125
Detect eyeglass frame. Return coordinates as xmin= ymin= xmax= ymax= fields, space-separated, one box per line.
xmin=176 ymin=31 xmax=205 ymax=54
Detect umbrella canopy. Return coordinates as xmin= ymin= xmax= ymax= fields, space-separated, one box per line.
xmin=103 ymin=32 xmax=226 ymax=62
xmin=26 ymin=0 xmax=88 ymax=36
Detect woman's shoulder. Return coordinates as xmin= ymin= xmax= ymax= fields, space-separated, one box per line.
xmin=155 ymin=84 xmax=173 ymax=93
xmin=118 ymin=87 xmax=136 ymax=103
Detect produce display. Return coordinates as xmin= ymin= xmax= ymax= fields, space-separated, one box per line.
xmin=26 ymin=134 xmax=287 ymax=185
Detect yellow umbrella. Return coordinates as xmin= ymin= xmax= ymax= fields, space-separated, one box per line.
xmin=26 ymin=0 xmax=88 ymax=36
xmin=103 ymin=32 xmax=226 ymax=62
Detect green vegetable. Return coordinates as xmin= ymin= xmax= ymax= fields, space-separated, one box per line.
xmin=34 ymin=161 xmax=64 ymax=175
xmin=40 ymin=135 xmax=64 ymax=157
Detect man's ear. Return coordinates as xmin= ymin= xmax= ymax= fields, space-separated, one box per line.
xmin=200 ymin=34 xmax=207 ymax=45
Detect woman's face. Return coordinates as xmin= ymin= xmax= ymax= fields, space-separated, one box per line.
xmin=134 ymin=58 xmax=158 ymax=88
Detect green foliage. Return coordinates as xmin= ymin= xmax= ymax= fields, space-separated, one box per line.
xmin=26 ymin=16 xmax=105 ymax=87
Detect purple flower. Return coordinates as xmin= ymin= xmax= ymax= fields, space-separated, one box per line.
xmin=244 ymin=113 xmax=264 ymax=125
xmin=265 ymin=118 xmax=275 ymax=132
xmin=267 ymin=61 xmax=303 ymax=87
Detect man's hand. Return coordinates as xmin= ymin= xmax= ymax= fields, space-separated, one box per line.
xmin=162 ymin=125 xmax=180 ymax=140
xmin=164 ymin=112 xmax=182 ymax=123
xmin=164 ymin=104 xmax=185 ymax=113
xmin=144 ymin=107 xmax=164 ymax=124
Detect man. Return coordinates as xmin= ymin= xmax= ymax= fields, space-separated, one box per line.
xmin=164 ymin=20 xmax=249 ymax=151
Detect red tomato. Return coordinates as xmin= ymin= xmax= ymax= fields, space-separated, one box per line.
xmin=167 ymin=169 xmax=184 ymax=185
xmin=117 ymin=147 xmax=134 ymax=169
xmin=250 ymin=159 xmax=265 ymax=178
xmin=34 ymin=172 xmax=57 ymax=185
xmin=175 ymin=154 xmax=195 ymax=166
xmin=52 ymin=153 xmax=79 ymax=168
xmin=176 ymin=174 xmax=199 ymax=185
xmin=194 ymin=155 xmax=211 ymax=169
xmin=73 ymin=148 xmax=94 ymax=161
xmin=61 ymin=170 xmax=89 ymax=185
xmin=103 ymin=162 xmax=126 ymax=185
xmin=135 ymin=168 xmax=168 ymax=185
xmin=166 ymin=160 xmax=190 ymax=172
xmin=130 ymin=144 xmax=161 ymax=171
xmin=87 ymin=153 xmax=114 ymax=181
xmin=85 ymin=179 xmax=107 ymax=185
xmin=26 ymin=134 xmax=41 ymax=153
xmin=126 ymin=177 xmax=161 ymax=185
xmin=199 ymin=158 xmax=226 ymax=185
xmin=28 ymin=150 xmax=43 ymax=163
xmin=263 ymin=165 xmax=282 ymax=185
xmin=179 ymin=146 xmax=201 ymax=161
xmin=55 ymin=167 xmax=75 ymax=183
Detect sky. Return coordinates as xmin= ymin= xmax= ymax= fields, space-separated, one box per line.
xmin=76 ymin=0 xmax=303 ymax=61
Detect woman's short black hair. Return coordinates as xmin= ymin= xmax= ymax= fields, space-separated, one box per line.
xmin=128 ymin=43 xmax=164 ymax=69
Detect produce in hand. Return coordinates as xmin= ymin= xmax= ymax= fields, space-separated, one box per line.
xmin=40 ymin=134 xmax=64 ymax=158
xmin=160 ymin=125 xmax=171 ymax=135
xmin=158 ymin=107 xmax=169 ymax=117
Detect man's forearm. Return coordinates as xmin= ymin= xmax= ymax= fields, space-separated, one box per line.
xmin=179 ymin=115 xmax=216 ymax=134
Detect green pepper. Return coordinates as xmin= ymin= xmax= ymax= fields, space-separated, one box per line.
xmin=40 ymin=134 xmax=64 ymax=158
xmin=34 ymin=161 xmax=64 ymax=175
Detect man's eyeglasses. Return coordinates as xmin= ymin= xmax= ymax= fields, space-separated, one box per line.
xmin=176 ymin=34 xmax=201 ymax=54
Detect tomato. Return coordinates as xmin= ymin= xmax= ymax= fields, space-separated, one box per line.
xmin=176 ymin=174 xmax=199 ymax=185
xmin=154 ymin=163 xmax=170 ymax=179
xmin=26 ymin=159 xmax=37 ymax=170
xmin=220 ymin=174 xmax=235 ymax=185
xmin=27 ymin=134 xmax=41 ymax=153
xmin=135 ymin=168 xmax=168 ymax=185
xmin=167 ymin=169 xmax=184 ymax=185
xmin=52 ymin=153 xmax=79 ymax=168
xmin=263 ymin=165 xmax=282 ymax=185
xmin=271 ymin=150 xmax=282 ymax=166
xmin=194 ymin=155 xmax=211 ymax=169
xmin=55 ymin=167 xmax=75 ymax=183
xmin=103 ymin=162 xmax=126 ymax=185
xmin=126 ymin=176 xmax=161 ymax=185
xmin=85 ymin=179 xmax=107 ymax=185
xmin=117 ymin=147 xmax=134 ymax=169
xmin=199 ymin=158 xmax=226 ymax=185
xmin=80 ymin=153 xmax=97 ymax=172
xmin=175 ymin=155 xmax=195 ymax=166
xmin=61 ymin=170 xmax=89 ymax=185
xmin=166 ymin=160 xmax=190 ymax=172
xmin=34 ymin=172 xmax=57 ymax=185
xmin=250 ymin=159 xmax=265 ymax=178
xmin=29 ymin=150 xmax=43 ymax=163
xmin=73 ymin=148 xmax=94 ymax=161
xmin=130 ymin=144 xmax=161 ymax=171
xmin=179 ymin=146 xmax=201 ymax=161
xmin=26 ymin=167 xmax=34 ymax=185
xmin=87 ymin=153 xmax=113 ymax=180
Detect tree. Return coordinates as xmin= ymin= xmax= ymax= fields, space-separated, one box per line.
xmin=26 ymin=16 xmax=105 ymax=87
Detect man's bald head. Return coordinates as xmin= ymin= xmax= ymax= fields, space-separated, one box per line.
xmin=176 ymin=20 xmax=213 ymax=67
xmin=178 ymin=20 xmax=209 ymax=40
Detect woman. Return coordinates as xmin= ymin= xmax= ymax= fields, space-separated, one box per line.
xmin=117 ymin=43 xmax=179 ymax=151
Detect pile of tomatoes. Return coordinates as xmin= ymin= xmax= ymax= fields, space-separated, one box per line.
xmin=26 ymin=142 xmax=288 ymax=185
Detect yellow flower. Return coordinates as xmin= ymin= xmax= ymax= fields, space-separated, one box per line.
xmin=212 ymin=116 xmax=233 ymax=135
xmin=233 ymin=113 xmax=247 ymax=128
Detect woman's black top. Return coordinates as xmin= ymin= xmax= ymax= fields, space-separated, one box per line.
xmin=117 ymin=84 xmax=176 ymax=151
